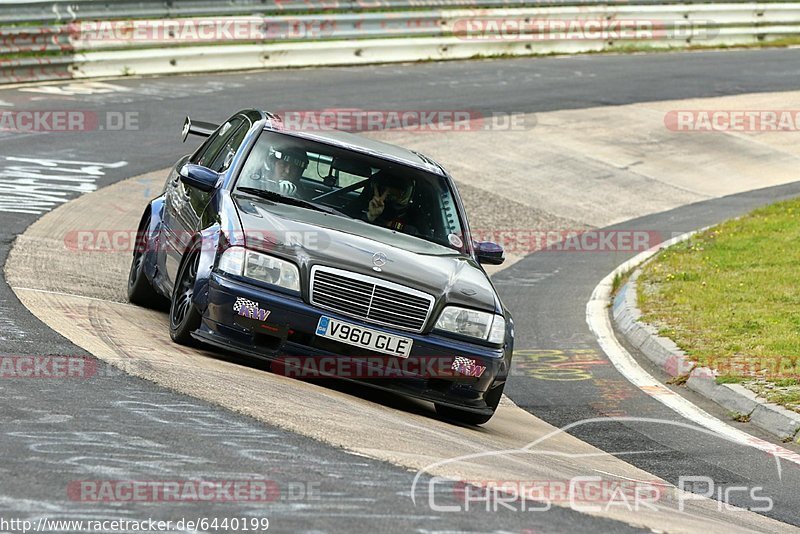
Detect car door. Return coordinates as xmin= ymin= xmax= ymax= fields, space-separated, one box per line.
xmin=163 ymin=116 xmax=249 ymax=287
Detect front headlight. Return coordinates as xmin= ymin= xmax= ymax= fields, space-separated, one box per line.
xmin=434 ymin=306 xmax=506 ymax=344
xmin=218 ymin=246 xmax=300 ymax=292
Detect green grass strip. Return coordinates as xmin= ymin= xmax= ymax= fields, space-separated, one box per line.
xmin=638 ymin=197 xmax=800 ymax=411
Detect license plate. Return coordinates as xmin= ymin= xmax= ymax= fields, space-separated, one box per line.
xmin=315 ymin=316 xmax=413 ymax=358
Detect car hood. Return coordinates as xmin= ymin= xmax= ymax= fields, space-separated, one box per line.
xmin=233 ymin=196 xmax=500 ymax=312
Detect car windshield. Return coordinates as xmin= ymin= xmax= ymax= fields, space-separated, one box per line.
xmin=234 ymin=131 xmax=467 ymax=252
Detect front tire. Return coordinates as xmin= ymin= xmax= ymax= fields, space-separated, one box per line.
xmin=169 ymin=247 xmax=202 ymax=345
xmin=435 ymin=382 xmax=505 ymax=426
xmin=127 ymin=215 xmax=166 ymax=309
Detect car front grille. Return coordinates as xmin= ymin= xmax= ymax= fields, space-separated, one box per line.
xmin=310 ymin=266 xmax=434 ymax=332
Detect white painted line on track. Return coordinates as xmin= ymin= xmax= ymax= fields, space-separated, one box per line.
xmin=586 ymin=229 xmax=800 ymax=473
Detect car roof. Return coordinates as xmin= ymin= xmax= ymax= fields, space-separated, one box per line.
xmin=260 ymin=115 xmax=446 ymax=177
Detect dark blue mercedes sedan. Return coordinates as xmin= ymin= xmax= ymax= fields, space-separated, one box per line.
xmin=127 ymin=109 xmax=513 ymax=425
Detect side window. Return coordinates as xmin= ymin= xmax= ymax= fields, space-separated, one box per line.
xmin=208 ymin=122 xmax=248 ymax=173
xmin=303 ymin=153 xmax=372 ymax=188
xmin=191 ymin=117 xmax=245 ymax=168
xmin=337 ymin=172 xmax=369 ymax=189
xmin=439 ymin=185 xmax=461 ymax=236
xmin=302 ymin=153 xmax=332 ymax=184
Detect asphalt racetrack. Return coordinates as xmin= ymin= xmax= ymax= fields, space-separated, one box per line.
xmin=2 ymin=49 xmax=800 ymax=532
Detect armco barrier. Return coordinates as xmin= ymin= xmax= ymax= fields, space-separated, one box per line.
xmin=2 ymin=0 xmax=772 ymax=24
xmin=0 ymin=25 xmax=72 ymax=54
xmin=0 ymin=55 xmax=75 ymax=84
xmin=2 ymin=2 xmax=800 ymax=84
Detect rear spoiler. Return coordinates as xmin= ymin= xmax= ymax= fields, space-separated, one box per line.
xmin=181 ymin=116 xmax=218 ymax=142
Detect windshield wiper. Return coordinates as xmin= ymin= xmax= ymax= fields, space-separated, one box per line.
xmin=235 ymin=187 xmax=346 ymax=216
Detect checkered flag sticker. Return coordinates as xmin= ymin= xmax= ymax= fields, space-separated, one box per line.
xmin=453 ymin=356 xmax=471 ymax=370
xmin=452 ymin=356 xmax=486 ymax=378
xmin=233 ymin=297 xmax=259 ymax=314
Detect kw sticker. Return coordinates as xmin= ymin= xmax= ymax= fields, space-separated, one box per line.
xmin=234 ymin=298 xmax=271 ymax=322
xmin=512 ymin=349 xmax=607 ymax=381
xmin=452 ymin=356 xmax=486 ymax=378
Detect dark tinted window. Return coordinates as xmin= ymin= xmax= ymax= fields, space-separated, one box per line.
xmin=208 ymin=122 xmax=249 ymax=173
xmin=192 ymin=117 xmax=245 ymax=168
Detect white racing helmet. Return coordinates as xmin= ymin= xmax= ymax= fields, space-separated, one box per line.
xmin=269 ymin=146 xmax=309 ymax=171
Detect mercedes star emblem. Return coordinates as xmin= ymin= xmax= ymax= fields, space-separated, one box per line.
xmin=372 ymin=252 xmax=387 ymax=272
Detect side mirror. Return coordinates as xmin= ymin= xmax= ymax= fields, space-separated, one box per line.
xmin=474 ymin=241 xmax=505 ymax=265
xmin=179 ymin=164 xmax=219 ymax=193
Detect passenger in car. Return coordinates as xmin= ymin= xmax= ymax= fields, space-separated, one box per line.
xmin=343 ymin=172 xmax=428 ymax=236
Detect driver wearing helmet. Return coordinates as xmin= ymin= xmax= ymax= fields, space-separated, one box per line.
xmin=266 ymin=146 xmax=309 ymax=197
xmin=344 ymin=171 xmax=419 ymax=234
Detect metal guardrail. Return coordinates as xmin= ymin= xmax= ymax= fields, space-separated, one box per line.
xmin=6 ymin=4 xmax=800 ymax=54
xmin=0 ymin=55 xmax=74 ymax=84
xmin=0 ymin=25 xmax=72 ymax=54
xmin=0 ymin=0 xmax=778 ymax=24
xmin=1 ymin=2 xmax=799 ymax=84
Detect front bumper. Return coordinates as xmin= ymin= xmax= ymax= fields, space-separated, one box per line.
xmin=195 ymin=273 xmax=511 ymax=413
